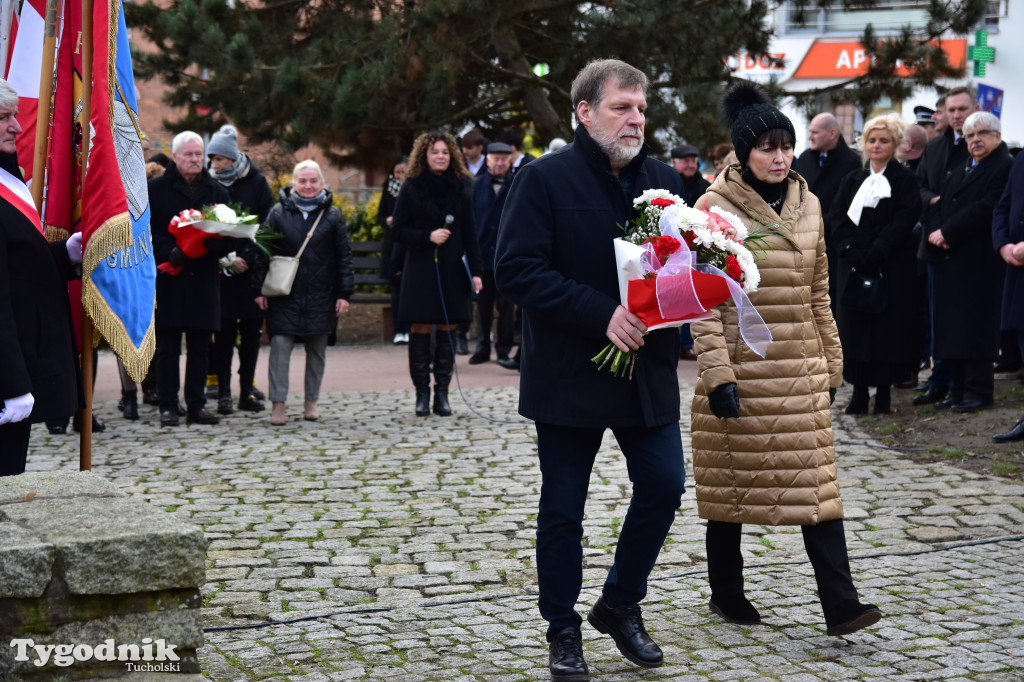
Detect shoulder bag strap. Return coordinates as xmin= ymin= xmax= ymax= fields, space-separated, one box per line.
xmin=293 ymin=208 xmax=326 ymax=260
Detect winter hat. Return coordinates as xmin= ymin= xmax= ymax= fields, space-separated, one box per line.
xmin=207 ymin=124 xmax=240 ymax=161
xmin=720 ymin=81 xmax=795 ymax=166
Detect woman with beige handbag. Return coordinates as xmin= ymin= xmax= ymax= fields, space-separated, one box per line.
xmin=254 ymin=160 xmax=354 ymax=425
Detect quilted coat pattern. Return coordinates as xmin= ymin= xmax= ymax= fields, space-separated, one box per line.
xmin=690 ymin=166 xmax=844 ymax=526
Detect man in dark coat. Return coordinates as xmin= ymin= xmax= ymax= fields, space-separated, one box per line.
xmin=793 ymin=112 xmax=862 ymax=303
xmin=671 ymin=143 xmax=710 ymax=207
xmin=991 ymin=150 xmax=1024 ymax=441
xmin=205 ymin=126 xmax=274 ymax=414
xmin=912 ymin=87 xmax=979 ymax=405
xmin=922 ymin=111 xmax=1013 ymax=412
xmin=0 ymin=78 xmax=81 ymax=474
xmin=495 ymin=59 xmax=685 ymax=678
xmin=469 ymin=142 xmax=516 ymax=367
xmin=150 ymin=131 xmax=232 ymax=427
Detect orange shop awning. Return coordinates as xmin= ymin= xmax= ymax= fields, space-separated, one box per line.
xmin=792 ymin=39 xmax=966 ymax=79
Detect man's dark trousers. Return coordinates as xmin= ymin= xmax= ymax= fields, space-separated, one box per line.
xmin=475 ymin=270 xmax=514 ymax=357
xmin=156 ymin=328 xmax=212 ymax=412
xmin=534 ymin=421 xmax=684 ymax=640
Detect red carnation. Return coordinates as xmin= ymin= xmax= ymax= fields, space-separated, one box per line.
xmin=651 ymin=198 xmax=675 ymax=207
xmin=654 ymin=236 xmax=681 ymax=261
xmin=725 ymin=254 xmax=743 ymax=282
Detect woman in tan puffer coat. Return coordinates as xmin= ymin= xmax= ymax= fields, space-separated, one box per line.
xmin=689 ymin=82 xmax=881 ymax=637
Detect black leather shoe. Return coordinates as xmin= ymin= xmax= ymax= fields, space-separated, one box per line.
xmin=587 ymin=597 xmax=663 ymax=668
xmin=142 ymin=389 xmax=160 ymax=406
xmin=912 ymin=386 xmax=945 ymax=406
xmin=186 ymin=408 xmax=220 ymax=425
xmin=217 ymin=397 xmax=235 ymax=415
xmin=251 ymin=385 xmax=266 ymax=401
xmin=47 ymin=423 xmax=67 ymax=435
xmin=454 ymin=336 xmax=469 ymax=355
xmin=72 ymin=414 xmax=105 ymax=433
xmin=121 ymin=398 xmax=139 ymax=420
xmin=160 ymin=410 xmax=180 ymax=427
xmin=496 ymin=356 xmax=520 ymax=371
xmin=934 ymin=392 xmax=962 ymax=410
xmin=709 ymin=595 xmax=761 ymax=625
xmin=825 ymin=600 xmax=882 ymax=636
xmin=238 ymin=394 xmax=265 ymax=412
xmin=468 ymin=350 xmax=490 ymax=365
xmin=951 ymin=398 xmax=992 ymax=413
xmin=994 ymin=417 xmax=1024 ymax=442
xmin=548 ymin=627 xmax=589 ymax=681
xmin=175 ymin=401 xmax=187 ymax=417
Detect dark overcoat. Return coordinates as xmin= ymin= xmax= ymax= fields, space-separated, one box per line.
xmin=392 ymin=169 xmax=482 ymax=324
xmin=472 ymin=171 xmax=512 ymax=270
xmin=494 ymin=125 xmax=685 ymax=428
xmin=150 ymin=163 xmax=233 ymax=331
xmin=924 ymin=143 xmax=1014 ymax=360
xmin=831 ymin=159 xmax=922 ymax=384
xmin=993 ymin=152 xmax=1024 ymax=332
xmin=916 ymin=127 xmax=969 ymax=207
xmin=680 ymin=172 xmax=710 ymax=208
xmin=0 ymin=153 xmax=79 ymax=424
xmin=256 ymin=187 xmax=354 ymax=336
xmin=377 ymin=175 xmax=402 ymax=280
xmin=219 ymin=161 xmax=274 ymax=319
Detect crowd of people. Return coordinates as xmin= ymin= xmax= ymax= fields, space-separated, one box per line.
xmin=7 ymin=53 xmax=1024 ymax=679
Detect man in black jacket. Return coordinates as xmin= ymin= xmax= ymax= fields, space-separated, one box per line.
xmin=793 ymin=113 xmax=862 ymax=304
xmin=495 ymin=59 xmax=685 ymax=680
xmin=671 ymin=143 xmax=710 ymax=207
xmin=150 ymin=131 xmax=232 ymax=427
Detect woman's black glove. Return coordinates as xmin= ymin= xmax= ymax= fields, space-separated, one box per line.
xmin=830 ymin=387 xmax=836 ymax=405
xmin=708 ymin=383 xmax=740 ymax=419
xmin=168 ymin=247 xmax=187 ymax=267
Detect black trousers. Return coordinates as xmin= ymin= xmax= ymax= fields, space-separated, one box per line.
xmin=706 ymin=518 xmax=859 ymax=612
xmin=474 ymin=270 xmax=514 ymax=357
xmin=946 ymin=359 xmax=994 ymax=403
xmin=0 ymin=421 xmax=32 ymax=477
xmin=156 ymin=328 xmax=211 ymax=412
xmin=212 ymin=316 xmax=263 ymax=394
xmin=534 ymin=421 xmax=685 ymax=640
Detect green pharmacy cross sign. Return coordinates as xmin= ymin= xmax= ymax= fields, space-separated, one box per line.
xmin=968 ymin=30 xmax=995 ymax=77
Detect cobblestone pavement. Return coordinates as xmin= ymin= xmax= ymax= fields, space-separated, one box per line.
xmin=28 ymin=382 xmax=1024 ymax=681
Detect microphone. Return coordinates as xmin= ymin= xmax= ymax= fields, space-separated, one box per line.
xmin=444 ymin=215 xmax=454 ymax=226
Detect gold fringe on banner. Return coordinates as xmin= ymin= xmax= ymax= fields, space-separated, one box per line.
xmin=82 ymin=211 xmax=154 ymax=382
xmin=46 ymin=225 xmax=71 ymax=243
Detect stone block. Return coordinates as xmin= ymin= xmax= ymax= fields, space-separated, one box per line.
xmin=0 ymin=522 xmax=55 ymax=598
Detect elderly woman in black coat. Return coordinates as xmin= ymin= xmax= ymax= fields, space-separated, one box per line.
xmin=255 ymin=160 xmax=354 ymax=425
xmin=392 ymin=131 xmax=483 ymax=417
xmin=920 ymin=111 xmax=1013 ymax=411
xmin=831 ymin=113 xmax=922 ymax=414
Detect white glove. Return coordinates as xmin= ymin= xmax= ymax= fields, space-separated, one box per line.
xmin=66 ymin=232 xmax=83 ymax=264
xmin=0 ymin=393 xmax=35 ymax=425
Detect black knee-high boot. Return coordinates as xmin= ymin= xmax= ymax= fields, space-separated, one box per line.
xmin=433 ymin=330 xmax=454 ymax=416
xmin=802 ymin=519 xmax=881 ymax=635
xmin=409 ymin=332 xmax=432 ymax=416
xmin=873 ymin=384 xmax=891 ymax=414
xmin=706 ymin=520 xmax=761 ymax=625
xmin=845 ymin=384 xmax=869 ymax=414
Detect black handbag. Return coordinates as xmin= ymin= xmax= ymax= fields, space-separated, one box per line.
xmin=841 ymin=268 xmax=887 ymax=314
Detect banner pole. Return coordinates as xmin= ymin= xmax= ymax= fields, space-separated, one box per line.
xmin=29 ymin=0 xmax=58 ymax=213
xmin=1 ymin=0 xmax=15 ymax=76
xmin=79 ymin=0 xmax=93 ymax=471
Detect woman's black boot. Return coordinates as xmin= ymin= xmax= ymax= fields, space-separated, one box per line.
xmin=873 ymin=384 xmax=891 ymax=414
xmin=706 ymin=520 xmax=761 ymax=625
xmin=845 ymin=384 xmax=869 ymax=415
xmin=433 ymin=330 xmax=454 ymax=416
xmin=409 ymin=333 xmax=432 ymax=416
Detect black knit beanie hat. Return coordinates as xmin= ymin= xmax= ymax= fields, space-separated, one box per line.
xmin=720 ymin=81 xmax=795 ymax=167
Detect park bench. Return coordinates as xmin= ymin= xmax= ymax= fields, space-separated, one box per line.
xmin=349 ymin=240 xmax=390 ymax=304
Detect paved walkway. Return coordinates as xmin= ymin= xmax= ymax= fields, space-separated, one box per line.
xmin=29 ymin=347 xmax=1024 ymax=681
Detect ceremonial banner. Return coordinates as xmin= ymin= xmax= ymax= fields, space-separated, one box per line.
xmin=80 ymin=0 xmax=155 ymax=380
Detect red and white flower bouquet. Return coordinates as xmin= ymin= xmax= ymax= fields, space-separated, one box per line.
xmin=592 ymin=190 xmax=772 ymax=377
xmin=157 ymin=204 xmax=259 ymax=276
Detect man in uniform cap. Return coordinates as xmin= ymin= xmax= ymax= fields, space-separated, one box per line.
xmin=670 ymin=143 xmax=710 ymax=207
xmin=914 ymin=105 xmax=935 ymax=128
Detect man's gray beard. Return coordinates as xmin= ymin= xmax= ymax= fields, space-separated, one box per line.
xmin=592 ymin=127 xmax=643 ymax=167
